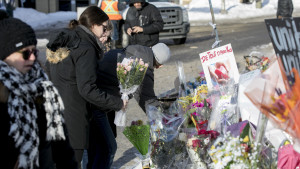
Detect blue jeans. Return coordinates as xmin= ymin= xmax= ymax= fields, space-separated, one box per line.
xmin=111 ymin=20 xmax=119 ymax=41
xmin=87 ymin=110 xmax=117 ymax=169
xmin=81 ymin=149 xmax=88 ymax=169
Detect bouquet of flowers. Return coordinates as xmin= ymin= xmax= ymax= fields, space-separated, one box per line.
xmin=114 ymin=57 xmax=148 ymax=126
xmin=244 ymin=57 xmax=300 ymax=152
xmin=147 ymin=105 xmax=187 ymax=168
xmin=207 ymin=81 xmax=240 ymax=134
xmin=123 ymin=120 xmax=151 ymax=168
xmin=186 ymin=129 xmax=220 ymax=168
xmin=179 ymin=84 xmax=213 ymax=130
xmin=207 ymin=121 xmax=277 ymax=169
xmin=208 ymin=123 xmax=260 ymax=169
xmin=244 ymin=51 xmax=271 ymax=72
xmin=196 ymin=71 xmax=207 ymax=85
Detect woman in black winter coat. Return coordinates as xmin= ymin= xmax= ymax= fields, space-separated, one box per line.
xmin=0 ymin=18 xmax=77 ymax=169
xmin=46 ymin=6 xmax=126 ymax=169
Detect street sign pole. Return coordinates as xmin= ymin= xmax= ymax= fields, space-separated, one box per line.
xmin=208 ymin=0 xmax=221 ymax=48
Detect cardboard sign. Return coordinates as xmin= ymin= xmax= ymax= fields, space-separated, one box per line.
xmin=199 ymin=43 xmax=240 ymax=90
xmin=265 ymin=17 xmax=300 ymax=75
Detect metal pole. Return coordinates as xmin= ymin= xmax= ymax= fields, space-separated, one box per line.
xmin=256 ymin=0 xmax=262 ymax=8
xmin=71 ymin=0 xmax=76 ymax=11
xmin=221 ymin=0 xmax=227 ymax=14
xmin=208 ymin=0 xmax=221 ymax=48
xmin=97 ymin=0 xmax=103 ymax=7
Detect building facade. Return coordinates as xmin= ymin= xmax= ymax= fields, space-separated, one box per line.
xmin=16 ymin=0 xmax=97 ymax=13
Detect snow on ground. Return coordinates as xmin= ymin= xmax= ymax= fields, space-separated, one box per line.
xmin=2 ymin=0 xmax=299 ymax=30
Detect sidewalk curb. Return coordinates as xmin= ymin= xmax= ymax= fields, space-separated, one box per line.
xmin=190 ymin=11 xmax=300 ymax=27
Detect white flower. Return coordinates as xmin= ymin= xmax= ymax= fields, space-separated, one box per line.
xmin=222 ymin=156 xmax=232 ymax=165
xmin=204 ymin=137 xmax=210 ymax=145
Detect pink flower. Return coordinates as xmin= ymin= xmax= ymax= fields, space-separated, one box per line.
xmin=126 ymin=66 xmax=132 ymax=71
xmin=192 ymin=112 xmax=198 ymax=116
xmin=197 ymin=129 xmax=219 ymax=140
xmin=192 ymin=101 xmax=204 ymax=108
xmin=199 ymin=71 xmax=205 ymax=77
xmin=240 ymin=123 xmax=247 ymax=134
xmin=124 ymin=70 xmax=127 ymax=74
xmin=205 ymin=99 xmax=212 ymax=108
xmin=139 ymin=68 xmax=144 ymax=71
xmin=192 ymin=139 xmax=201 ymax=148
xmin=145 ymin=63 xmax=149 ymax=67
xmin=139 ymin=60 xmax=144 ymax=65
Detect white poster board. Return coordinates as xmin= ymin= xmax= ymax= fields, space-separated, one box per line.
xmin=199 ymin=43 xmax=240 ymax=90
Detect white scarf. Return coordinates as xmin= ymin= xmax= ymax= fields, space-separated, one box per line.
xmin=0 ymin=61 xmax=66 ymax=169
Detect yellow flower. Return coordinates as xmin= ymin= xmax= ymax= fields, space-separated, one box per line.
xmin=275 ymin=113 xmax=286 ymax=122
xmin=243 ymin=152 xmax=248 ymax=158
xmin=211 ymin=145 xmax=215 ymax=150
xmin=243 ymin=136 xmax=249 ymax=142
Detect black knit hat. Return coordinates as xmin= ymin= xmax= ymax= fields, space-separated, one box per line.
xmin=0 ymin=9 xmax=9 ymax=20
xmin=0 ymin=18 xmax=37 ymax=60
xmin=129 ymin=0 xmax=145 ymax=6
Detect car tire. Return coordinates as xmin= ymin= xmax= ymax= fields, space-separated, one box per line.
xmin=173 ymin=37 xmax=186 ymax=45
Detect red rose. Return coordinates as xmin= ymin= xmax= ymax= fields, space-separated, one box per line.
xmin=198 ymin=129 xmax=208 ymax=135
xmin=192 ymin=139 xmax=201 ymax=148
xmin=207 ymin=130 xmax=220 ymax=139
xmin=240 ymin=143 xmax=250 ymax=152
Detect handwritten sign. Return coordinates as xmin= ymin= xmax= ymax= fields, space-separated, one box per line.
xmin=265 ymin=17 xmax=300 ymax=76
xmin=199 ymin=43 xmax=240 ymax=90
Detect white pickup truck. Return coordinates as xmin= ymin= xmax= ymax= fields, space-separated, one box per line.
xmin=119 ymin=0 xmax=190 ymax=47
xmin=78 ymin=0 xmax=190 ymax=47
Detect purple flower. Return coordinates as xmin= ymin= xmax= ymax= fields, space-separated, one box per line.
xmin=192 ymin=112 xmax=199 ymax=116
xmin=199 ymin=71 xmax=205 ymax=77
xmin=192 ymin=101 xmax=204 ymax=108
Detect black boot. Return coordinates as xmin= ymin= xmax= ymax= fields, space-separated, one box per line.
xmin=112 ymin=40 xmax=117 ymax=49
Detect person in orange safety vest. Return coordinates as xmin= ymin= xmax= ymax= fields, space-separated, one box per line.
xmin=100 ymin=0 xmax=124 ymax=49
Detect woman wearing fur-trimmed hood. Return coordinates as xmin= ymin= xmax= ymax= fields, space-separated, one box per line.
xmin=46 ymin=6 xmax=126 ymax=169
